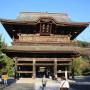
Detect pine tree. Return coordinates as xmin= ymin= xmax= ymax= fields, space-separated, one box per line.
xmin=0 ymin=35 xmax=15 ymax=76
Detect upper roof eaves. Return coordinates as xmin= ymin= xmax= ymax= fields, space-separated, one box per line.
xmin=16 ymin=12 xmax=72 ymax=22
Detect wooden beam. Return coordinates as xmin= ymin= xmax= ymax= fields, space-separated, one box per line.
xmin=57 ymin=63 xmax=72 ymax=66
xmin=35 ymin=64 xmax=54 ymax=66
xmin=16 ymin=71 xmax=33 ymax=73
xmin=17 ymin=58 xmax=33 ymax=61
xmin=17 ymin=63 xmax=33 ymax=66
xmin=57 ymin=71 xmax=71 ymax=73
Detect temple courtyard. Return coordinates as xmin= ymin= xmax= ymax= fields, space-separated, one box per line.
xmin=0 ymin=76 xmax=90 ymax=90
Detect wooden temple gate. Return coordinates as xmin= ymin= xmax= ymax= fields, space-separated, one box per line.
xmin=15 ymin=58 xmax=72 ymax=78
xmin=0 ymin=12 xmax=89 ymax=79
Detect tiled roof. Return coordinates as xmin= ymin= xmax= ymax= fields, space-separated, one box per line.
xmin=16 ymin=12 xmax=71 ymax=22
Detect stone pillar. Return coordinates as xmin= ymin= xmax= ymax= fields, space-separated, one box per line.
xmin=32 ymin=58 xmax=36 ymax=79
xmin=54 ymin=58 xmax=57 ymax=77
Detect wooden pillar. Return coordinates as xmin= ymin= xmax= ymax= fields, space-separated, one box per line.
xmin=14 ymin=57 xmax=18 ymax=79
xmin=54 ymin=58 xmax=57 ymax=76
xmin=68 ymin=58 xmax=72 ymax=79
xmin=32 ymin=58 xmax=36 ymax=79
xmin=71 ymin=58 xmax=74 ymax=79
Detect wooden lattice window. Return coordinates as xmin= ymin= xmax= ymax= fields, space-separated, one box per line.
xmin=40 ymin=23 xmax=51 ymax=36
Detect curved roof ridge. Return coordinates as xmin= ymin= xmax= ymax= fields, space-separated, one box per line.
xmin=19 ymin=12 xmax=68 ymax=15
xmin=16 ymin=12 xmax=71 ymax=22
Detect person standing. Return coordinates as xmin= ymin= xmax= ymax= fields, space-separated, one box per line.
xmin=2 ymin=72 xmax=8 ymax=86
xmin=42 ymin=75 xmax=47 ymax=90
xmin=60 ymin=76 xmax=69 ymax=90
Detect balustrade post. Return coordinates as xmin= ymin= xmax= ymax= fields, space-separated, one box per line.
xmin=54 ymin=58 xmax=57 ymax=78
xmin=32 ymin=58 xmax=36 ymax=79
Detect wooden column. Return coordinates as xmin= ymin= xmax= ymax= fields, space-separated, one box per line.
xmin=68 ymin=58 xmax=72 ymax=79
xmin=71 ymin=58 xmax=74 ymax=79
xmin=54 ymin=58 xmax=57 ymax=76
xmin=14 ymin=57 xmax=18 ymax=79
xmin=32 ymin=58 xmax=36 ymax=79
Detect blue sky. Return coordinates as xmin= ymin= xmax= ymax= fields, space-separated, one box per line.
xmin=0 ymin=0 xmax=90 ymax=45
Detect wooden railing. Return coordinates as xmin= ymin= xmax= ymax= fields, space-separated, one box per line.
xmin=16 ymin=58 xmax=72 ymax=62
xmin=17 ymin=63 xmax=33 ymax=66
xmin=14 ymin=34 xmax=71 ymax=44
xmin=57 ymin=71 xmax=71 ymax=73
xmin=16 ymin=71 xmax=33 ymax=73
xmin=13 ymin=40 xmax=78 ymax=47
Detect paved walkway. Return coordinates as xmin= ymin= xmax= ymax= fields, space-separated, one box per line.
xmin=1 ymin=83 xmax=35 ymax=90
xmin=2 ymin=76 xmax=90 ymax=90
xmin=16 ymin=78 xmax=75 ymax=90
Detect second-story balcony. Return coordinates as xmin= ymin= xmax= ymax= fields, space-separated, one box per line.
xmin=12 ymin=34 xmax=78 ymax=47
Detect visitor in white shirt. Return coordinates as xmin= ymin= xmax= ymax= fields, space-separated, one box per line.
xmin=60 ymin=76 xmax=69 ymax=90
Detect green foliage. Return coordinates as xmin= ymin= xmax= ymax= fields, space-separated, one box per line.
xmin=77 ymin=40 xmax=90 ymax=47
xmin=82 ymin=66 xmax=90 ymax=75
xmin=82 ymin=55 xmax=90 ymax=61
xmin=72 ymin=55 xmax=90 ymax=76
xmin=72 ymin=57 xmax=82 ymax=75
xmin=0 ymin=54 xmax=6 ymax=69
xmin=0 ymin=54 xmax=15 ymax=76
xmin=81 ymin=55 xmax=90 ymax=75
xmin=0 ymin=34 xmax=15 ymax=77
xmin=75 ymin=41 xmax=90 ymax=75
xmin=0 ymin=35 xmax=7 ymax=51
